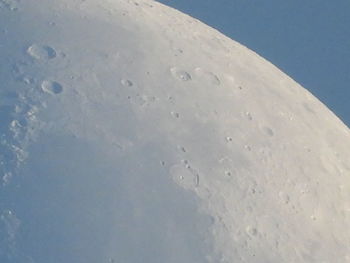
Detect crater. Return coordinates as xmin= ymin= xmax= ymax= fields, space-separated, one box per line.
xmin=169 ymin=163 xmax=199 ymax=190
xmin=170 ymin=67 xmax=191 ymax=81
xmin=194 ymin=67 xmax=220 ymax=85
xmin=263 ymin=127 xmax=274 ymax=137
xmin=245 ymin=112 xmax=253 ymax=121
xmin=170 ymin=111 xmax=180 ymax=118
xmin=121 ymin=79 xmax=133 ymax=87
xmin=27 ymin=44 xmax=57 ymax=60
xmin=303 ymin=102 xmax=315 ymax=114
xmin=41 ymin=80 xmax=63 ymax=94
xmin=246 ymin=226 xmax=258 ymax=237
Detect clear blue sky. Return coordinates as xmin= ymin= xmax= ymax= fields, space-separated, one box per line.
xmin=158 ymin=0 xmax=350 ymax=128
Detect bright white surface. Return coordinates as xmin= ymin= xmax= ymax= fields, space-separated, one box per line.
xmin=157 ymin=0 xmax=350 ymax=127
xmin=0 ymin=0 xmax=350 ymax=262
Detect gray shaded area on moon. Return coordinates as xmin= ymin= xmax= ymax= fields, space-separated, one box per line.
xmin=0 ymin=0 xmax=349 ymax=262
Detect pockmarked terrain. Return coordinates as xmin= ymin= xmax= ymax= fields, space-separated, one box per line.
xmin=0 ymin=0 xmax=349 ymax=262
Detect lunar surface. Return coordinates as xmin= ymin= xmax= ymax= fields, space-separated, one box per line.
xmin=0 ymin=0 xmax=350 ymax=262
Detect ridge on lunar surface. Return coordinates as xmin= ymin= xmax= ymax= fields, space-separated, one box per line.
xmin=0 ymin=0 xmax=350 ymax=262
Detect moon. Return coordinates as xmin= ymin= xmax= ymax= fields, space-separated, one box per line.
xmin=0 ymin=0 xmax=349 ymax=262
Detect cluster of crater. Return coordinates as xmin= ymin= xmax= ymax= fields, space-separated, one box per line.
xmin=0 ymin=43 xmax=64 ymax=187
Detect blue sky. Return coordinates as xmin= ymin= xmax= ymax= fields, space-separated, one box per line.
xmin=157 ymin=0 xmax=350 ymax=127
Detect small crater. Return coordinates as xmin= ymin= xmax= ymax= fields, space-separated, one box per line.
xmin=170 ymin=111 xmax=180 ymax=118
xmin=178 ymin=146 xmax=186 ymax=153
xmin=170 ymin=67 xmax=191 ymax=81
xmin=121 ymin=79 xmax=133 ymax=87
xmin=245 ymin=112 xmax=253 ymax=121
xmin=22 ymin=76 xmax=34 ymax=85
xmin=263 ymin=127 xmax=274 ymax=137
xmin=244 ymin=145 xmax=252 ymax=151
xmin=139 ymin=2 xmax=153 ymax=8
xmin=169 ymin=164 xmax=199 ymax=190
xmin=2 ymin=172 xmax=12 ymax=186
xmin=167 ymin=96 xmax=175 ymax=103
xmin=1 ymin=210 xmax=20 ymax=240
xmin=181 ymin=159 xmax=189 ymax=165
xmin=27 ymin=44 xmax=57 ymax=60
xmin=225 ymin=171 xmax=232 ymax=177
xmin=133 ymin=94 xmax=157 ymax=107
xmin=246 ymin=226 xmax=258 ymax=237
xmin=279 ymin=191 xmax=290 ymax=204
xmin=175 ymin=48 xmax=184 ymax=55
xmin=194 ymin=67 xmax=220 ymax=85
xmin=251 ymin=188 xmax=256 ymax=194
xmin=41 ymin=80 xmax=63 ymax=94
xmin=303 ymin=102 xmax=315 ymax=114
xmin=226 ymin=137 xmax=233 ymax=142
xmin=9 ymin=119 xmax=23 ymax=139
xmin=0 ymin=0 xmax=19 ymax=11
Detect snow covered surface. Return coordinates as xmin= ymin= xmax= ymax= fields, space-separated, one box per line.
xmin=0 ymin=0 xmax=350 ymax=262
